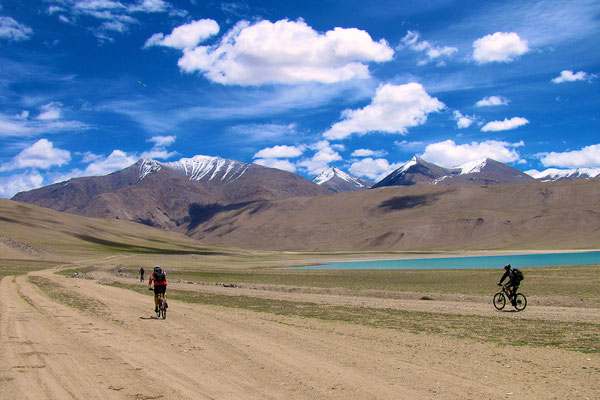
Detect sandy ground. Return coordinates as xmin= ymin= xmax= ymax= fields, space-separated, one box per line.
xmin=1 ymin=268 xmax=599 ymax=400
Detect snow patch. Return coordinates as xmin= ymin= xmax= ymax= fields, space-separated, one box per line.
xmin=456 ymin=158 xmax=487 ymax=175
xmin=534 ymin=167 xmax=600 ymax=181
xmin=139 ymin=158 xmax=162 ymax=181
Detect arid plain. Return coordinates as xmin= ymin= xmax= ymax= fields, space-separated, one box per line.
xmin=1 ymin=199 xmax=599 ymax=399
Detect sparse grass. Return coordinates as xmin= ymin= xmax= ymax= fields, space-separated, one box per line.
xmin=148 ymin=264 xmax=600 ymax=305
xmin=28 ymin=276 xmax=107 ymax=316
xmin=0 ymin=259 xmax=61 ymax=277
xmin=110 ymin=281 xmax=600 ymax=354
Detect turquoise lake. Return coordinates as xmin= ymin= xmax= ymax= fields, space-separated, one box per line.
xmin=296 ymin=251 xmax=600 ymax=270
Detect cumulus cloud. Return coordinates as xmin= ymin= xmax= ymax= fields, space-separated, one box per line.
xmin=481 ymin=117 xmax=529 ymax=132
xmin=472 ymin=32 xmax=529 ymax=63
xmin=323 ymin=83 xmax=444 ymax=140
xmin=400 ymin=30 xmax=457 ymax=66
xmin=452 ymin=110 xmax=477 ymax=129
xmin=253 ymin=145 xmax=304 ymax=159
xmin=551 ymin=70 xmax=596 ymax=84
xmin=82 ymin=149 xmax=138 ymax=176
xmin=297 ymin=140 xmax=342 ymax=175
xmin=475 ymin=95 xmax=509 ymax=107
xmin=0 ymin=139 xmax=71 ymax=172
xmin=177 ymin=19 xmax=394 ymax=85
xmin=420 ymin=139 xmax=524 ymax=168
xmin=0 ymin=16 xmax=33 ymax=41
xmin=351 ymin=148 xmax=388 ymax=158
xmin=0 ymin=170 xmax=44 ymax=198
xmin=253 ymin=158 xmax=297 ymax=173
xmin=144 ymin=19 xmax=219 ymax=49
xmin=538 ymin=143 xmax=600 ymax=168
xmin=349 ymin=157 xmax=401 ymax=181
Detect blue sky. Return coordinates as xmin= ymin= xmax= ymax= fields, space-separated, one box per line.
xmin=1 ymin=0 xmax=599 ymax=197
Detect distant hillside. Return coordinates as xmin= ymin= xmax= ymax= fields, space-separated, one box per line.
xmin=12 ymin=156 xmax=330 ymax=229
xmin=313 ymin=167 xmax=373 ymax=193
xmin=182 ymin=179 xmax=600 ymax=252
xmin=0 ymin=199 xmax=212 ymax=260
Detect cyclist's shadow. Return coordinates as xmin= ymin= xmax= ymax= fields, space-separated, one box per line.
xmin=139 ymin=315 xmax=162 ymax=320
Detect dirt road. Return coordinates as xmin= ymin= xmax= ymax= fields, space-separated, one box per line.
xmin=1 ymin=269 xmax=598 ymax=399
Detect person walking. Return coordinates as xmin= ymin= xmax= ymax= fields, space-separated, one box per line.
xmin=139 ymin=267 xmax=145 ymax=282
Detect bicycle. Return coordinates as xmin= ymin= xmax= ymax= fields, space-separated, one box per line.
xmin=493 ymin=283 xmax=527 ymax=312
xmin=149 ymin=288 xmax=168 ymax=319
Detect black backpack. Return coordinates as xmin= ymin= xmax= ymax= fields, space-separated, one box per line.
xmin=154 ymin=267 xmax=166 ymax=282
xmin=512 ymin=268 xmax=524 ymax=282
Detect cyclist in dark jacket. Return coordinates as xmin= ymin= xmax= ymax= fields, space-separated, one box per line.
xmin=148 ymin=266 xmax=167 ymax=313
xmin=498 ymin=264 xmax=521 ymax=305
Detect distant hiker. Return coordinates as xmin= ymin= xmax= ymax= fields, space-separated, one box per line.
xmin=498 ymin=264 xmax=524 ymax=305
xmin=148 ymin=265 xmax=167 ymax=313
xmin=139 ymin=267 xmax=145 ymax=282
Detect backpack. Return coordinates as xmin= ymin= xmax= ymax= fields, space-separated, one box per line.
xmin=512 ymin=268 xmax=524 ymax=282
xmin=154 ymin=267 xmax=166 ymax=282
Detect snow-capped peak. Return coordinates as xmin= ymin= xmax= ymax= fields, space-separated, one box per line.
xmin=313 ymin=167 xmax=367 ymax=188
xmin=533 ymin=167 xmax=600 ymax=181
xmin=400 ymin=156 xmax=419 ymax=173
xmin=139 ymin=158 xmax=162 ymax=180
xmin=455 ymin=158 xmax=488 ymax=175
xmin=313 ymin=167 xmax=336 ymax=185
xmin=164 ymin=155 xmax=249 ymax=182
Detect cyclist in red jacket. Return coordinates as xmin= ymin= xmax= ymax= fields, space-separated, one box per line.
xmin=148 ymin=265 xmax=167 ymax=313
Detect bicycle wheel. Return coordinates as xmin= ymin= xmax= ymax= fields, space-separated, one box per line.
xmin=514 ymin=293 xmax=527 ymax=311
xmin=493 ymin=292 xmax=506 ymax=310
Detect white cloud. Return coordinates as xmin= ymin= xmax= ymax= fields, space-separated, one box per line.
xmin=475 ymin=95 xmax=509 ymax=107
xmin=47 ymin=0 xmax=175 ymax=41
xmin=228 ymin=123 xmax=299 ymax=142
xmin=0 ymin=170 xmax=44 ymax=198
xmin=253 ymin=158 xmax=297 ymax=173
xmin=0 ymin=107 xmax=88 ymax=138
xmin=351 ymin=148 xmax=388 ymax=158
xmin=82 ymin=149 xmax=138 ymax=176
xmin=141 ymin=135 xmax=177 ymax=159
xmin=0 ymin=139 xmax=71 ymax=172
xmin=144 ymin=19 xmax=219 ymax=50
xmin=0 ymin=16 xmax=33 ymax=41
xmin=539 ymin=143 xmax=600 ymax=168
xmin=323 ymin=83 xmax=444 ymax=140
xmin=297 ymin=140 xmax=342 ymax=175
xmin=453 ymin=110 xmax=476 ymax=129
xmin=472 ymin=32 xmax=529 ymax=64
xmin=551 ymin=70 xmax=596 ymax=84
xmin=349 ymin=157 xmax=401 ymax=181
xmin=481 ymin=117 xmax=529 ymax=132
xmin=401 ymin=30 xmax=457 ymax=66
xmin=36 ymin=102 xmax=63 ymax=120
xmin=253 ymin=145 xmax=304 ymax=159
xmin=129 ymin=0 xmax=170 ymax=13
xmin=420 ymin=139 xmax=524 ymax=168
xmin=177 ymin=19 xmax=394 ymax=85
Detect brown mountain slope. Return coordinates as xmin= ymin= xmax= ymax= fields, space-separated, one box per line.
xmin=12 ymin=158 xmax=330 ymax=229
xmin=0 ymin=199 xmax=214 ymax=260
xmin=181 ymin=179 xmax=600 ymax=251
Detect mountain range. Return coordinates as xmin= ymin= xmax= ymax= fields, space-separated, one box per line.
xmin=373 ymin=156 xmax=535 ymax=187
xmin=12 ymin=156 xmax=330 ymax=229
xmin=11 ymin=154 xmax=600 ymax=237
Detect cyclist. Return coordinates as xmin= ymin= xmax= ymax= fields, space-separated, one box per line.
xmin=148 ymin=265 xmax=168 ymax=314
xmin=498 ymin=264 xmax=522 ymax=305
